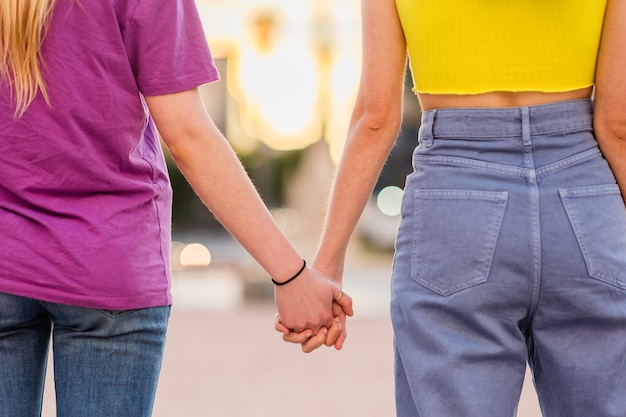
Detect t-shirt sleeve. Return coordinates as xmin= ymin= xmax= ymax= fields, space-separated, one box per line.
xmin=124 ymin=0 xmax=220 ymax=96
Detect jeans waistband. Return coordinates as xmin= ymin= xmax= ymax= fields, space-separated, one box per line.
xmin=419 ymin=99 xmax=594 ymax=141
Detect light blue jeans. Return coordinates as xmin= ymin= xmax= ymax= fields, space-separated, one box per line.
xmin=391 ymin=99 xmax=626 ymax=417
xmin=0 ymin=292 xmax=170 ymax=417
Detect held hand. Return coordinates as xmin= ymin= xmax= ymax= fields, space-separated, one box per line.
xmin=275 ymin=316 xmax=341 ymax=353
xmin=329 ymin=298 xmax=349 ymax=350
xmin=274 ymin=267 xmax=351 ymax=334
xmin=275 ymin=292 xmax=352 ymax=353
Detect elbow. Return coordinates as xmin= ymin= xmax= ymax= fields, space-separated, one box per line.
xmin=595 ymin=114 xmax=626 ymax=144
xmin=594 ymin=95 xmax=626 ymax=143
xmin=357 ymin=101 xmax=403 ymax=137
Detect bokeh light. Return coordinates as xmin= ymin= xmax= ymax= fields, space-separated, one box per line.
xmin=179 ymin=243 xmax=212 ymax=268
xmin=376 ymin=186 xmax=404 ymax=217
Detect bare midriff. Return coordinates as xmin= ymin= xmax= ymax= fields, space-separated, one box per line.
xmin=418 ymin=87 xmax=594 ymax=111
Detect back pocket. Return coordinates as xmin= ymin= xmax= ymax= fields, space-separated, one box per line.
xmin=559 ymin=185 xmax=626 ymax=289
xmin=411 ymin=190 xmax=508 ymax=296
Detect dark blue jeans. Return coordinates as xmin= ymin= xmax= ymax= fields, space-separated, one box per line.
xmin=0 ymin=292 xmax=170 ymax=417
xmin=391 ymin=99 xmax=626 ymax=417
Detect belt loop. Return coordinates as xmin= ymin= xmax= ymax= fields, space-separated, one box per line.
xmin=521 ymin=107 xmax=531 ymax=147
xmin=419 ymin=110 xmax=436 ymax=148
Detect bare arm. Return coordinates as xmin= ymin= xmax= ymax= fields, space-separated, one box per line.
xmin=144 ymin=90 xmax=351 ymax=335
xmin=314 ymin=0 xmax=407 ymax=281
xmin=594 ymin=0 xmax=626 ymax=201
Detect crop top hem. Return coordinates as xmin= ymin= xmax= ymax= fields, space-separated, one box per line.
xmin=413 ymin=83 xmax=595 ymax=96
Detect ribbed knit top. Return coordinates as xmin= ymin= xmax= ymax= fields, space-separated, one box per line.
xmin=395 ymin=0 xmax=607 ymax=94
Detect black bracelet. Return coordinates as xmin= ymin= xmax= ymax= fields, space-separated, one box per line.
xmin=271 ymin=259 xmax=306 ymax=286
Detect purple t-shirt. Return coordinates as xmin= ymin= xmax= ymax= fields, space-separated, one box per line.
xmin=0 ymin=0 xmax=219 ymax=309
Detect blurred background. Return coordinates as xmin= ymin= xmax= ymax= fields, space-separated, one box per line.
xmin=168 ymin=0 xmax=419 ymax=255
xmin=43 ymin=0 xmax=541 ymax=415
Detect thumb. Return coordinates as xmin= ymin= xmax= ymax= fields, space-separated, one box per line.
xmin=333 ymin=288 xmax=354 ymax=317
xmin=274 ymin=315 xmax=290 ymax=335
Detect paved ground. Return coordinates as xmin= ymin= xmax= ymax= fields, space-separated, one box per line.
xmin=41 ymin=246 xmax=542 ymax=417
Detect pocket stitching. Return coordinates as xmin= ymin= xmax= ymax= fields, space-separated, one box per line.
xmin=98 ymin=309 xmax=138 ymax=318
xmin=559 ymin=185 xmax=626 ymax=289
xmin=411 ymin=190 xmax=508 ymax=296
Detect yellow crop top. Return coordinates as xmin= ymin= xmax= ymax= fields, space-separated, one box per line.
xmin=395 ymin=0 xmax=607 ymax=94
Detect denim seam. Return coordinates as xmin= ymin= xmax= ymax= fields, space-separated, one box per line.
xmin=430 ymin=124 xmax=592 ymax=138
xmin=536 ymin=148 xmax=602 ymax=180
xmin=521 ymin=108 xmax=543 ymax=321
xmin=414 ymin=155 xmax=525 ymax=177
xmin=530 ymin=124 xmax=592 ymax=136
xmin=559 ymin=184 xmax=620 ymax=196
xmin=431 ymin=133 xmax=522 ymax=139
xmin=432 ymin=98 xmax=590 ymax=114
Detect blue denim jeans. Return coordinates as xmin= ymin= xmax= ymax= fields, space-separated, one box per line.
xmin=391 ymin=99 xmax=626 ymax=417
xmin=0 ymin=292 xmax=170 ymax=417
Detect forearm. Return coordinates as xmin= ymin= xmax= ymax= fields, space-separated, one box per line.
xmin=594 ymin=0 xmax=626 ymax=203
xmin=595 ymin=83 xmax=626 ymax=203
xmin=594 ymin=121 xmax=626 ymax=203
xmin=167 ymin=130 xmax=303 ymax=281
xmin=146 ymin=90 xmax=303 ymax=281
xmin=313 ymin=0 xmax=407 ymax=280
xmin=315 ymin=110 xmax=401 ymax=279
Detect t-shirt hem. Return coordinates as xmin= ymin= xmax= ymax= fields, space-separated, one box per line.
xmin=140 ymin=70 xmax=220 ymax=97
xmin=0 ymin=285 xmax=172 ymax=310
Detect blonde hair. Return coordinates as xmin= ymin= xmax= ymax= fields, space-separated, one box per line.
xmin=0 ymin=0 xmax=57 ymax=117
